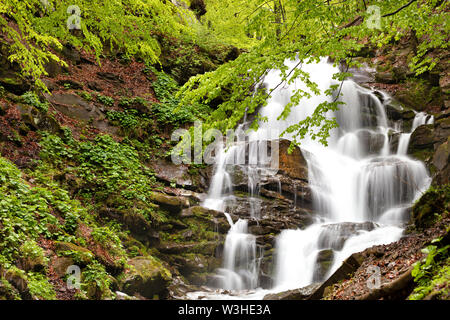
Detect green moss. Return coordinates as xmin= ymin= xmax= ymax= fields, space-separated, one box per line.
xmin=27 ymin=272 xmax=56 ymax=300
xmin=81 ymin=261 xmax=114 ymax=299
xmin=412 ymin=185 xmax=450 ymax=229
xmin=0 ymin=278 xmax=21 ymax=300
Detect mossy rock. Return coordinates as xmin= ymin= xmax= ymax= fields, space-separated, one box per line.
xmin=52 ymin=256 xmax=75 ymax=278
xmin=0 ymin=72 xmax=30 ymax=95
xmin=121 ymin=256 xmax=172 ymax=299
xmin=314 ymin=249 xmax=335 ymax=281
xmin=412 ymin=185 xmax=450 ymax=229
xmin=0 ymin=102 xmax=7 ymax=116
xmin=1 ymin=269 xmax=31 ymax=300
xmin=408 ymin=124 xmax=435 ymax=156
xmin=54 ymin=241 xmax=94 ymax=265
xmin=150 ymin=192 xmax=190 ymax=214
xmin=16 ymin=104 xmax=60 ymax=133
xmin=158 ymin=241 xmax=218 ymax=255
xmin=0 ymin=278 xmax=21 ymax=300
xmin=185 ymin=272 xmax=213 ymax=286
xmin=432 ymin=138 xmax=450 ymax=185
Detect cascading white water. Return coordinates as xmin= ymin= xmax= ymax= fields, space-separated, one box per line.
xmin=213 ymin=217 xmax=259 ymax=290
xmin=198 ymin=58 xmax=432 ymax=297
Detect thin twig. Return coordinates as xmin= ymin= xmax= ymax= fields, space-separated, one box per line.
xmin=382 ymin=0 xmax=417 ymax=17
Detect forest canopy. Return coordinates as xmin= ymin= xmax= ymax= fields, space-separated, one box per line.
xmin=182 ymin=0 xmax=449 ymax=145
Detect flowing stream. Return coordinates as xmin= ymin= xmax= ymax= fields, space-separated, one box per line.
xmin=187 ymin=58 xmax=432 ymax=299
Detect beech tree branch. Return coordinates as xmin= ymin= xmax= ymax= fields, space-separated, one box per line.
xmin=382 ymin=0 xmax=417 ymax=18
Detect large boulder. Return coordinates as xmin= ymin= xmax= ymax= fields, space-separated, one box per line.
xmin=432 ymin=137 xmax=450 ymax=185
xmin=412 ymin=185 xmax=450 ymax=229
xmin=99 ymin=207 xmax=159 ymax=245
xmin=150 ymin=192 xmax=190 ymax=214
xmin=308 ymin=252 xmax=365 ymax=299
xmin=121 ymin=256 xmax=172 ymax=299
xmin=314 ymin=249 xmax=335 ymax=281
xmin=16 ymin=104 xmax=60 ymax=133
xmin=44 ymin=92 xmax=118 ymax=134
xmin=263 ymin=283 xmax=322 ymax=300
xmin=408 ymin=124 xmax=435 ymax=162
xmin=0 ymin=71 xmax=30 ymax=95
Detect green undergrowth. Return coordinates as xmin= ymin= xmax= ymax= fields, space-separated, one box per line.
xmin=0 ymin=155 xmax=127 ymax=299
xmin=0 ymin=125 xmax=173 ymax=299
xmin=0 ymin=0 xmax=198 ymax=90
xmin=412 ymin=184 xmax=450 ymax=230
xmin=147 ymin=66 xmax=212 ymax=127
xmin=37 ymin=131 xmax=165 ymax=223
xmin=409 ymin=237 xmax=450 ymax=300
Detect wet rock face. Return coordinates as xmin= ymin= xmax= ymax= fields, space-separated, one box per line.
xmin=277 ymin=139 xmax=308 ymax=181
xmin=408 ymin=124 xmax=434 ymax=154
xmin=183 ymin=138 xmax=315 ymax=288
xmin=432 ymin=137 xmax=450 ymax=185
xmin=44 ymin=92 xmax=118 ymax=134
xmin=314 ymin=249 xmax=334 ymax=281
xmin=357 ymin=129 xmax=386 ymax=155
xmin=16 ymin=104 xmax=60 ymax=133
xmin=121 ymin=256 xmax=172 ymax=299
xmin=150 ymin=159 xmax=211 ymax=192
xmin=318 ymin=222 xmax=378 ymax=251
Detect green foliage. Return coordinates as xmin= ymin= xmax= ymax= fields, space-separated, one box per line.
xmin=0 ymin=278 xmax=21 ymax=300
xmin=0 ymin=0 xmax=66 ymax=90
xmin=0 ymin=156 xmax=63 ymax=261
xmin=409 ymin=242 xmax=449 ymax=300
xmin=96 ymin=94 xmax=114 ymax=107
xmin=77 ymin=91 xmax=93 ymax=101
xmin=21 ymin=91 xmax=49 ymax=113
xmin=59 ymin=249 xmax=93 ymax=265
xmin=106 ymin=109 xmax=139 ymax=129
xmin=39 ymin=133 xmax=163 ymax=222
xmin=19 ymin=240 xmax=48 ymax=268
xmin=179 ymin=0 xmax=449 ymax=145
xmin=412 ymin=184 xmax=450 ymax=229
xmin=91 ymin=226 xmax=126 ymax=259
xmin=118 ymin=96 xmax=147 ymax=109
xmin=0 ymin=0 xmax=199 ymax=89
xmin=81 ymin=261 xmax=113 ymax=299
xmin=151 ymin=67 xmax=212 ymax=126
xmin=27 ymin=271 xmax=57 ymax=300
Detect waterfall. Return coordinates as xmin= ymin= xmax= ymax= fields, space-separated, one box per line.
xmin=213 ymin=217 xmax=260 ymax=290
xmin=200 ymin=58 xmax=432 ymax=297
xmin=397 ymin=112 xmax=434 ymax=155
